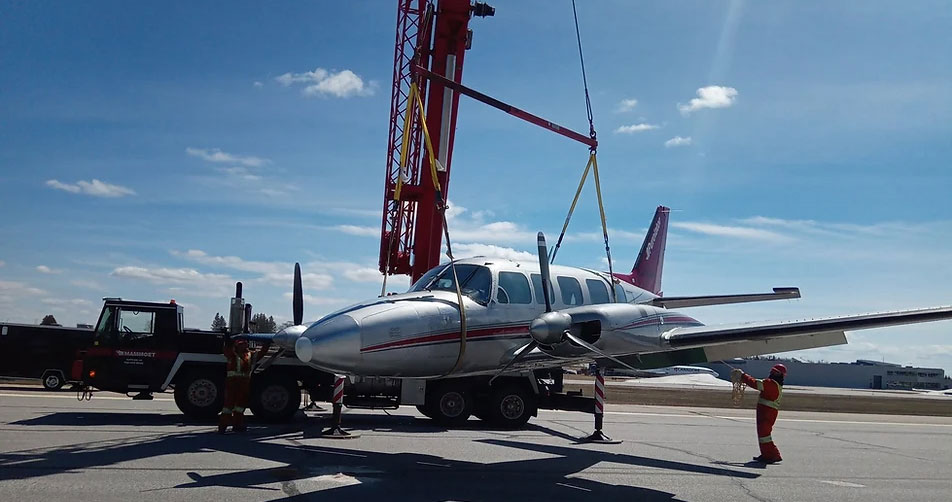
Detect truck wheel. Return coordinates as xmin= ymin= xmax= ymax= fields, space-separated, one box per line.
xmin=250 ymin=373 xmax=301 ymax=423
xmin=487 ymin=384 xmax=535 ymax=429
xmin=416 ymin=405 xmax=438 ymax=420
xmin=174 ymin=369 xmax=224 ymax=421
xmin=41 ymin=370 xmax=64 ymax=391
xmin=425 ymin=383 xmax=472 ymax=426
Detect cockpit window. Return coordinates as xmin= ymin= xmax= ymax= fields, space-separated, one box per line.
xmin=412 ymin=263 xmax=491 ymax=304
xmin=408 ymin=264 xmax=447 ymax=292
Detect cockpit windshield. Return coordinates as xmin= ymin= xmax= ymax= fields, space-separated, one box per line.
xmin=408 ymin=263 xmax=492 ymax=304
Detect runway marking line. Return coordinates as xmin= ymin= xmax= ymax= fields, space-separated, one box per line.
xmin=549 ymin=409 xmax=952 ymax=428
xmin=0 ymin=392 xmax=174 ymax=402
xmin=819 ymin=480 xmax=866 ymax=488
xmin=556 ymin=482 xmax=592 ymax=492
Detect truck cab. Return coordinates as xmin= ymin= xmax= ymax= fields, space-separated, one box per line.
xmin=80 ymin=298 xmax=224 ymax=396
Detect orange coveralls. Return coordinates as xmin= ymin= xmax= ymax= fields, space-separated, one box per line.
xmin=219 ymin=342 xmax=267 ymax=432
xmin=742 ymin=373 xmax=783 ymax=461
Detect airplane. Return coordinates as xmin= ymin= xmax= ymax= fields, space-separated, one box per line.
xmin=243 ymin=205 xmax=952 ymax=427
xmin=271 ymin=206 xmax=952 ymax=382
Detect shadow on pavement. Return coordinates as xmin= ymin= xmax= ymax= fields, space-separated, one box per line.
xmin=2 ymin=411 xmax=761 ymax=501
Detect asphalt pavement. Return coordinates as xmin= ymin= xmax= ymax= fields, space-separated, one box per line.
xmin=1 ymin=386 xmax=950 ymax=501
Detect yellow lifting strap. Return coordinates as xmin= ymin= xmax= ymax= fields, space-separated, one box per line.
xmin=386 ymin=79 xmax=467 ymax=375
xmin=548 ymin=152 xmax=618 ymax=302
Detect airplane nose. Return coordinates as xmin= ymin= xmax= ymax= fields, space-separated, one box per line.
xmin=295 ymin=313 xmax=360 ymax=373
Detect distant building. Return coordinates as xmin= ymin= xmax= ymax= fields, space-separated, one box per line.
xmin=703 ymin=357 xmax=948 ymax=390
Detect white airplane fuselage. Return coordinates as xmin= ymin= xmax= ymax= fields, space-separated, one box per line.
xmin=281 ymin=258 xmax=701 ymax=378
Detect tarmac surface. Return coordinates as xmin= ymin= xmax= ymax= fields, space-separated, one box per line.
xmin=1 ymin=385 xmax=951 ymax=501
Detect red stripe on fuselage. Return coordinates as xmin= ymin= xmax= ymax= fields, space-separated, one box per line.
xmin=361 ymin=324 xmax=530 ymax=353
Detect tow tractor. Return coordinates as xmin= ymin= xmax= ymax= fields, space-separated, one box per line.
xmin=72 ymin=286 xmax=334 ymax=422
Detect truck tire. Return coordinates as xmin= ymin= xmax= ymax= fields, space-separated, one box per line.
xmin=41 ymin=370 xmax=65 ymax=391
xmin=250 ymin=373 xmax=301 ymax=423
xmin=174 ymin=368 xmax=224 ymax=421
xmin=486 ymin=384 xmax=536 ymax=429
xmin=425 ymin=382 xmax=472 ymax=426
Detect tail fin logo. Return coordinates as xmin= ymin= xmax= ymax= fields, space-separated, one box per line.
xmin=644 ymin=218 xmax=661 ymax=261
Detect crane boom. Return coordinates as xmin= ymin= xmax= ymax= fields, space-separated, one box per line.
xmin=379 ymin=0 xmax=493 ymax=283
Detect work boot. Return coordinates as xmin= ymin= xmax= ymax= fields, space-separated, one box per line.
xmin=233 ymin=413 xmax=246 ymax=433
xmin=753 ymin=455 xmax=782 ymax=464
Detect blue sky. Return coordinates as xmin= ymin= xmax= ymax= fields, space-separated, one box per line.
xmin=1 ymin=1 xmax=950 ymax=371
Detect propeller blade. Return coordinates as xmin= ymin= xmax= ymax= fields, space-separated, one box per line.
xmin=564 ymin=332 xmax=640 ymax=373
xmin=489 ymin=341 xmax=538 ymax=385
xmin=293 ymin=262 xmax=303 ymax=325
xmin=536 ymin=232 xmax=553 ymax=312
xmin=254 ymin=348 xmax=286 ymax=374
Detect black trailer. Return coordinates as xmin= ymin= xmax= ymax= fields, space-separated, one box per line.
xmin=0 ymin=322 xmax=93 ymax=389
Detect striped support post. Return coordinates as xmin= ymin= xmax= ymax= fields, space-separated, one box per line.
xmin=321 ymin=374 xmax=359 ymax=439
xmin=580 ymin=366 xmax=622 ymax=444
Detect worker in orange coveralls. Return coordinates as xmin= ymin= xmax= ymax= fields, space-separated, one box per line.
xmin=219 ymin=337 xmax=270 ymax=433
xmin=733 ymin=364 xmax=786 ymax=463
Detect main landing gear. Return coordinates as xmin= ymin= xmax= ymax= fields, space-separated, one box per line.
xmin=418 ymin=378 xmax=537 ymax=429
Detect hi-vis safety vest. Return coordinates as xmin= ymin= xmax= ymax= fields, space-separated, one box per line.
xmin=226 ymin=351 xmax=252 ymax=378
xmin=755 ymin=378 xmax=783 ymax=410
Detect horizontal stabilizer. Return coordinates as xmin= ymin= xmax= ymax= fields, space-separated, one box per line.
xmin=651 ymin=287 xmax=801 ymax=309
xmin=662 ymin=305 xmax=952 ymax=349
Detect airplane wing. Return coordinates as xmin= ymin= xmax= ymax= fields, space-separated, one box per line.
xmin=661 ymin=305 xmax=952 ymax=349
xmin=650 ymin=287 xmax=800 ymax=308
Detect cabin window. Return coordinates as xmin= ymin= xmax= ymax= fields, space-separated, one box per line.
xmin=497 ymin=271 xmax=532 ymax=304
xmin=530 ymin=274 xmax=555 ymax=305
xmin=557 ymin=276 xmax=583 ymax=306
xmin=586 ymin=279 xmax=611 ymax=304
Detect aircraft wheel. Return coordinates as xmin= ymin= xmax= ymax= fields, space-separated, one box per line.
xmin=250 ymin=372 xmax=301 ymax=423
xmin=487 ymin=385 xmax=535 ymax=429
xmin=426 ymin=383 xmax=472 ymax=426
xmin=41 ymin=370 xmax=65 ymax=391
xmin=174 ymin=368 xmax=224 ymax=420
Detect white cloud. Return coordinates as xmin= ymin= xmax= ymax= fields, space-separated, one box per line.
xmin=678 ymin=85 xmax=738 ymax=115
xmin=451 ymin=243 xmax=535 ymax=262
xmin=614 ymin=123 xmax=659 ymax=134
xmin=331 ymin=225 xmax=379 ymax=237
xmin=664 ymin=136 xmax=693 ymax=148
xmin=615 ymin=98 xmax=638 ymax=112
xmin=41 ymin=298 xmax=94 ymax=308
xmin=276 ymin=68 xmax=373 ymax=98
xmin=282 ymin=292 xmax=352 ymax=306
xmin=46 ymin=179 xmax=136 ymax=198
xmin=111 ymin=266 xmax=232 ymax=285
xmin=0 ymin=280 xmax=46 ymax=296
xmin=35 ymin=265 xmax=61 ymax=274
xmin=0 ymin=260 xmax=5 ymax=267
xmin=341 ymin=267 xmax=383 ymax=283
xmin=671 ymin=221 xmax=792 ymax=243
xmin=253 ymin=81 xmax=264 ymax=88
xmin=186 ymin=147 xmax=269 ymax=168
xmin=216 ymin=166 xmax=262 ymax=182
xmin=172 ymin=249 xmax=286 ymax=275
xmin=71 ymin=279 xmax=105 ymax=291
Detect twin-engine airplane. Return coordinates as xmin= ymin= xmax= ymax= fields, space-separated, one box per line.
xmin=270 ymin=206 xmax=952 ymax=380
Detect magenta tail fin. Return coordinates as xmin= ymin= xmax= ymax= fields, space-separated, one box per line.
xmin=614 ymin=206 xmax=669 ymax=295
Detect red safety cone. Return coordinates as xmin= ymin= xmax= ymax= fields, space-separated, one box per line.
xmin=321 ymin=375 xmax=360 ymax=439
xmin=579 ymin=367 xmax=622 ymax=444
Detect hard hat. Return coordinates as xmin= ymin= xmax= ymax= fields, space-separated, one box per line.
xmin=770 ymin=363 xmax=787 ymax=376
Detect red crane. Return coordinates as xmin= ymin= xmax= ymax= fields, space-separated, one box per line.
xmin=379 ymin=0 xmax=494 ymax=283
xmin=378 ymin=1 xmax=596 ymax=285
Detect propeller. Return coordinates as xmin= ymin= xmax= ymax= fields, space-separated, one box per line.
xmin=255 ymin=262 xmax=304 ymax=373
xmin=293 ymin=262 xmax=303 ymax=325
xmin=489 ymin=233 xmax=640 ymax=383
